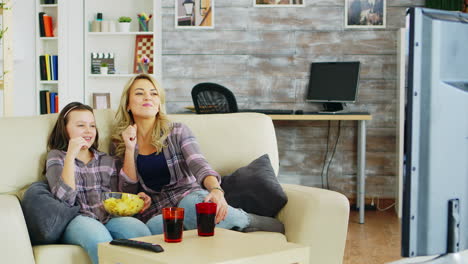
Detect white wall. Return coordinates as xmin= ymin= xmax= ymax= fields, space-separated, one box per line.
xmin=0 ymin=0 xmax=36 ymax=117
xmin=15 ymin=0 xmax=36 ymax=116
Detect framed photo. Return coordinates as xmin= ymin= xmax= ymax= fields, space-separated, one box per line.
xmin=345 ymin=0 xmax=386 ymax=28
xmin=93 ymin=93 xmax=111 ymax=110
xmin=175 ymin=0 xmax=214 ymax=28
xmin=254 ymin=0 xmax=305 ymax=7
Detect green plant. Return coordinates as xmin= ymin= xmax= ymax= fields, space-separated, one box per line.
xmin=118 ymin=16 xmax=132 ymax=23
xmin=101 ymin=62 xmax=108 ymax=67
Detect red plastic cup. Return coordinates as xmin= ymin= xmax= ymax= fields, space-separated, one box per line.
xmin=196 ymin=202 xmax=217 ymax=236
xmin=162 ymin=207 xmax=184 ymax=243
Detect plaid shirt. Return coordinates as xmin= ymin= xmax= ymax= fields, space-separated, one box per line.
xmin=45 ymin=148 xmax=126 ymax=223
xmin=118 ymin=122 xmax=221 ymax=223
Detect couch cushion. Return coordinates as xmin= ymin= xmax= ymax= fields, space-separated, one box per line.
xmin=22 ymin=182 xmax=80 ymax=245
xmin=221 ymin=154 xmax=287 ymax=217
xmin=33 ymin=244 xmax=91 ymax=264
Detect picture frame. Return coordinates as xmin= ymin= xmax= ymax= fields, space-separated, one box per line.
xmin=175 ymin=0 xmax=214 ymax=29
xmin=93 ymin=93 xmax=111 ymax=110
xmin=253 ymin=0 xmax=305 ymax=7
xmin=134 ymin=35 xmax=154 ymax=74
xmin=345 ymin=0 xmax=386 ymax=28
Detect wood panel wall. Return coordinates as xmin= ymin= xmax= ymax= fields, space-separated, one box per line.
xmin=160 ymin=0 xmax=425 ymax=199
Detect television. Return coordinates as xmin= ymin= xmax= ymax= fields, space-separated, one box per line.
xmin=306 ymin=61 xmax=360 ymax=112
xmin=402 ymin=7 xmax=468 ymax=261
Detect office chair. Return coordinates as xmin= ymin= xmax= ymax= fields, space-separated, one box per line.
xmin=191 ymin=83 xmax=238 ymax=114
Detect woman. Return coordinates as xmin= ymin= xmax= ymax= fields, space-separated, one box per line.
xmin=111 ymin=74 xmax=284 ymax=234
xmin=45 ymin=102 xmax=151 ymax=264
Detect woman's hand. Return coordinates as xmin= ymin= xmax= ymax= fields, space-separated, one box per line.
xmin=137 ymin=192 xmax=152 ymax=213
xmin=122 ymin=124 xmax=137 ymax=150
xmin=204 ymin=189 xmax=228 ymax=224
xmin=67 ymin=137 xmax=89 ymax=158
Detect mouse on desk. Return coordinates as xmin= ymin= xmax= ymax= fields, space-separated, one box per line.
xmin=295 ymin=110 xmax=303 ymax=115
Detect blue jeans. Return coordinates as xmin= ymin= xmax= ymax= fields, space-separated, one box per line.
xmin=62 ymin=215 xmax=152 ymax=264
xmin=146 ymin=190 xmax=250 ymax=235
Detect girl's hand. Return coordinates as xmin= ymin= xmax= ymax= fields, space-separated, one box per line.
xmin=122 ymin=124 xmax=137 ymax=150
xmin=67 ymin=137 xmax=89 ymax=158
xmin=204 ymin=189 xmax=228 ymax=224
xmin=138 ymin=192 xmax=151 ymax=213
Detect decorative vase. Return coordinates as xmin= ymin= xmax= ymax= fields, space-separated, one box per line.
xmin=118 ymin=22 xmax=131 ymax=32
xmin=100 ymin=67 xmax=108 ymax=75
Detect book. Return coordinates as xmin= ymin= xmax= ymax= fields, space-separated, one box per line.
xmin=50 ymin=55 xmax=55 ymax=81
xmin=46 ymin=91 xmax=51 ymax=114
xmin=43 ymin=15 xmax=54 ymax=37
xmin=52 ymin=55 xmax=58 ymax=80
xmin=39 ymin=90 xmax=48 ymax=115
xmin=54 ymin=93 xmax=59 ymax=113
xmin=50 ymin=92 xmax=56 ymax=113
xmin=45 ymin=54 xmax=51 ymax=80
xmin=39 ymin=55 xmax=47 ymax=80
xmin=38 ymin=12 xmax=46 ymax=37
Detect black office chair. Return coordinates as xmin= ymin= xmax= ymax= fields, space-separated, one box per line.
xmin=191 ymin=83 xmax=238 ymax=114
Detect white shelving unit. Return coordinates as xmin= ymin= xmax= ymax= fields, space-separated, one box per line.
xmin=35 ymin=0 xmax=59 ymax=114
xmin=84 ymin=0 xmax=161 ymax=109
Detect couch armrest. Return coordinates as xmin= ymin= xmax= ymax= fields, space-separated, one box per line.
xmin=277 ymin=184 xmax=349 ymax=264
xmin=0 ymin=194 xmax=36 ymax=264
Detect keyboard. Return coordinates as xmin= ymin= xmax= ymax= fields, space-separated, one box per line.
xmin=238 ymin=109 xmax=294 ymax=115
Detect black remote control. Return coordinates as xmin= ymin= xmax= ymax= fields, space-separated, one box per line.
xmin=110 ymin=239 xmax=164 ymax=253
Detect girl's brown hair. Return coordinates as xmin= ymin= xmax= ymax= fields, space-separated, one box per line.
xmin=47 ymin=102 xmax=100 ymax=151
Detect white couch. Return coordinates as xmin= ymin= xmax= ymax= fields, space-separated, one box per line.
xmin=0 ymin=110 xmax=349 ymax=264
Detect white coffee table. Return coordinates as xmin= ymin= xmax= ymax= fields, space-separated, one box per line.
xmin=99 ymin=228 xmax=309 ymax=264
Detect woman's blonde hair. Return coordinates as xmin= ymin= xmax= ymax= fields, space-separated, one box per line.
xmin=111 ymin=74 xmax=172 ymax=157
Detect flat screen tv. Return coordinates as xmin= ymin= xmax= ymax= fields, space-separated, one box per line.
xmin=402 ymin=7 xmax=468 ymax=262
xmin=306 ymin=61 xmax=360 ymax=112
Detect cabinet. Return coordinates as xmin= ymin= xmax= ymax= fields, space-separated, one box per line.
xmin=1 ymin=0 xmax=13 ymax=116
xmin=83 ymin=0 xmax=161 ymax=109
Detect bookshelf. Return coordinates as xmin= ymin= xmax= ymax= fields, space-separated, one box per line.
xmin=35 ymin=0 xmax=59 ymax=114
xmin=1 ymin=0 xmax=13 ymax=116
xmin=35 ymin=1 xmax=85 ymax=115
xmin=83 ymin=0 xmax=162 ymax=109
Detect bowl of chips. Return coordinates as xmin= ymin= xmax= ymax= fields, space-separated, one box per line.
xmin=102 ymin=192 xmax=144 ymax=216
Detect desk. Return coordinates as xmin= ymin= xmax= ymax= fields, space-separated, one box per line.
xmin=268 ymin=113 xmax=372 ymax=224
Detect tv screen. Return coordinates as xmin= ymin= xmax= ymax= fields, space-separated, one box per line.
xmin=306 ymin=61 xmax=360 ymax=103
xmin=402 ymin=7 xmax=468 ymax=258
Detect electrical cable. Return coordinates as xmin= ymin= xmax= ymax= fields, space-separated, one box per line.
xmin=320 ymin=120 xmax=331 ymax=189
xmin=325 ymin=120 xmax=341 ymax=190
xmin=377 ymin=198 xmax=396 ymax=211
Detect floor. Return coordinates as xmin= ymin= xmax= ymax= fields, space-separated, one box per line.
xmin=344 ymin=209 xmax=402 ymax=264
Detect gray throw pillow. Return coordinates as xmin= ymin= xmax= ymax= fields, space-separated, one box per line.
xmin=21 ymin=181 xmax=80 ymax=245
xmin=221 ymin=154 xmax=287 ymax=217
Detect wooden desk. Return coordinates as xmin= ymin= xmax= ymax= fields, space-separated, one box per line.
xmin=268 ymin=113 xmax=372 ymax=224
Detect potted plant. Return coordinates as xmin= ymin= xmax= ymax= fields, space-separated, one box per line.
xmin=118 ymin=16 xmax=132 ymax=32
xmin=100 ymin=62 xmax=109 ymax=75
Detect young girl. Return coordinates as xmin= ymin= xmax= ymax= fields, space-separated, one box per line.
xmin=45 ymin=102 xmax=151 ymax=264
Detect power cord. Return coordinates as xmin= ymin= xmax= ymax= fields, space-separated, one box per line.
xmin=320 ymin=121 xmax=331 ymax=189
xmin=377 ymin=198 xmax=396 ymax=211
xmin=325 ymin=120 xmax=341 ymax=190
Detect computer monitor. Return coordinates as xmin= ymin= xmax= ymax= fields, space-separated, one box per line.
xmin=402 ymin=7 xmax=468 ymax=261
xmin=306 ymin=61 xmax=360 ymax=112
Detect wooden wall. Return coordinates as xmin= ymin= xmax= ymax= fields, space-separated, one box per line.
xmin=161 ymin=0 xmax=425 ymax=199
